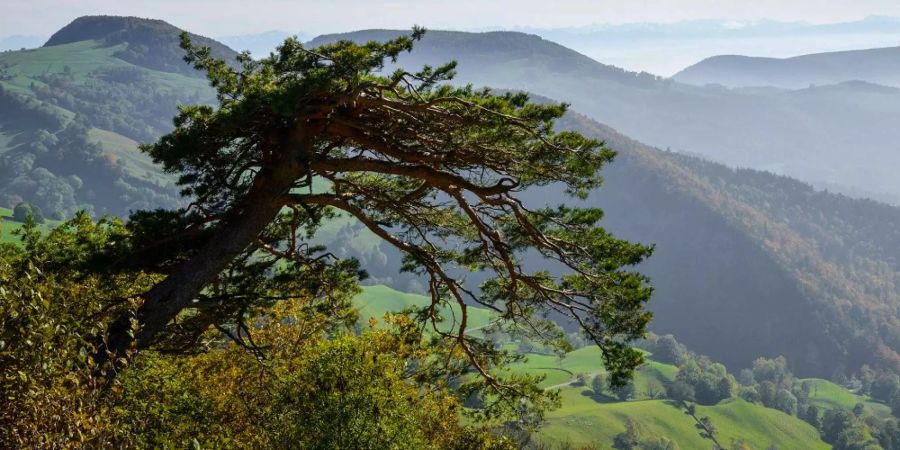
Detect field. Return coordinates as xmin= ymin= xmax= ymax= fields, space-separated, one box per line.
xmin=538 ymin=393 xmax=828 ymax=449
xmin=352 ymin=286 xmax=835 ymax=448
xmin=0 ymin=206 xmax=60 ymax=244
xmin=801 ymin=378 xmax=894 ymax=418
xmin=354 ymin=284 xmax=494 ymax=333
xmin=501 ymin=345 xmax=829 ymax=447
xmin=0 ymin=40 xmax=209 ymax=92
xmin=0 ymin=207 xmax=16 ymax=243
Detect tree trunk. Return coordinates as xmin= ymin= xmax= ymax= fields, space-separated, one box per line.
xmin=95 ymin=163 xmax=299 ymax=379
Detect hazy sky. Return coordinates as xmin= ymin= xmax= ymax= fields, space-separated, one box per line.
xmin=5 ymin=0 xmax=900 ymax=37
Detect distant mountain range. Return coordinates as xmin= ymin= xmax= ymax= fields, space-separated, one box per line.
xmin=201 ymin=16 xmax=900 ymax=76
xmin=500 ymin=16 xmax=900 ymax=75
xmin=674 ymin=45 xmax=900 ymax=89
xmin=0 ymin=16 xmax=898 ymax=378
xmin=310 ymin=29 xmax=900 ymax=205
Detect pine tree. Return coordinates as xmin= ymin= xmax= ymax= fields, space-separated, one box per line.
xmin=96 ymin=29 xmax=654 ymax=398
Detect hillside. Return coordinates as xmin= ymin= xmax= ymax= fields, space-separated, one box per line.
xmin=328 ymin=105 xmax=900 ymax=378
xmin=674 ymin=45 xmax=900 ymax=89
xmin=0 ymin=206 xmax=58 ymax=243
xmin=305 ymin=29 xmax=900 ymax=376
xmin=0 ymin=16 xmax=237 ymax=217
xmin=2 ymin=15 xmax=899 ymax=378
xmin=559 ymin=111 xmax=900 ymax=377
xmin=0 ymin=207 xmax=20 ymax=243
xmin=355 ymin=285 xmax=836 ymax=449
xmin=541 ymin=396 xmax=827 ymax=449
xmin=310 ymin=29 xmax=900 ymax=203
xmin=43 ymin=16 xmax=238 ymax=75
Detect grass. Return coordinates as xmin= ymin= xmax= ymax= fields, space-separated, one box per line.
xmin=507 ymin=346 xmax=678 ymax=391
xmin=539 ymin=390 xmax=829 ymax=449
xmin=87 ymin=129 xmax=173 ymax=186
xmin=0 ymin=207 xmax=60 ymax=244
xmin=0 ymin=40 xmax=210 ymax=190
xmin=350 ymin=286 xmax=842 ymax=449
xmin=0 ymin=41 xmax=128 ymax=85
xmin=0 ymin=208 xmax=60 ymax=244
xmin=354 ymin=284 xmax=494 ymax=333
xmin=511 ymin=346 xmax=675 ymax=404
xmin=800 ymin=378 xmax=894 ymax=418
xmin=507 ymin=352 xmax=574 ymax=387
xmin=0 ymin=207 xmax=17 ymax=243
xmin=0 ymin=40 xmax=208 ymax=92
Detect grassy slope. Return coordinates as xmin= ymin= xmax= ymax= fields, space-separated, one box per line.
xmin=0 ymin=40 xmax=208 ymax=92
xmin=0 ymin=207 xmax=16 ymax=243
xmin=354 ymin=284 xmax=493 ymax=332
xmin=506 ymin=346 xmax=678 ymax=390
xmin=801 ymin=378 xmax=893 ymax=418
xmin=0 ymin=40 xmax=209 ymax=184
xmin=0 ymin=207 xmax=58 ymax=243
xmin=540 ymin=392 xmax=828 ymax=449
xmin=354 ymin=287 xmax=832 ymax=448
xmin=86 ymin=129 xmax=172 ymax=185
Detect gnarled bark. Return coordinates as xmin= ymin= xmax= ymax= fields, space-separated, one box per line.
xmin=95 ymin=159 xmax=302 ymax=378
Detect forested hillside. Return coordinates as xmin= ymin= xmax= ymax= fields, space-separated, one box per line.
xmin=0 ymin=16 xmax=234 ymax=216
xmin=560 ymin=112 xmax=900 ymax=377
xmin=310 ymin=29 xmax=900 ymax=204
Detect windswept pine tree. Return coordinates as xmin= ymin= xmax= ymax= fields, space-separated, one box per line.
xmin=95 ymin=29 xmax=653 ymax=402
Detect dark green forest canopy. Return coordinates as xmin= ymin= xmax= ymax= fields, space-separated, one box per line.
xmin=91 ymin=29 xmax=654 ymax=412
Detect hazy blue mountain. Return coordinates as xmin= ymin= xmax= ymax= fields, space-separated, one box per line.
xmin=528 ymin=16 xmax=900 ymax=41
xmin=673 ymin=45 xmax=900 ymax=89
xmin=517 ymin=16 xmax=900 ymax=76
xmin=309 ymin=29 xmax=900 ymax=204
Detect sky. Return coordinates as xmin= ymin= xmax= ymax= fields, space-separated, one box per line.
xmin=5 ymin=0 xmax=900 ymax=37
xmin=5 ymin=0 xmax=900 ymax=75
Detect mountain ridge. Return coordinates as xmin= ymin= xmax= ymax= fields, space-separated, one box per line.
xmin=673 ymin=45 xmax=900 ymax=89
xmin=44 ymin=15 xmax=239 ymax=75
